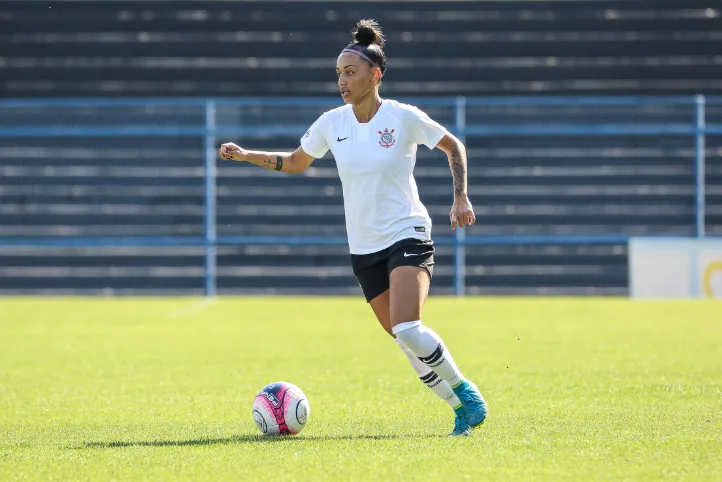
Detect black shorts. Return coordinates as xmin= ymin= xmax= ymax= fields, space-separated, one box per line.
xmin=350 ymin=238 xmax=435 ymax=303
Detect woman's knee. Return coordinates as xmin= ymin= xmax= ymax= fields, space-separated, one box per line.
xmin=389 ymin=266 xmax=430 ymax=325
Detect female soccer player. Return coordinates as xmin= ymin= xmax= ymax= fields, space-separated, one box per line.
xmin=220 ymin=19 xmax=487 ymax=436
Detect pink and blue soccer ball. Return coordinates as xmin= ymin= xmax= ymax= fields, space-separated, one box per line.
xmin=252 ymin=382 xmax=310 ymax=435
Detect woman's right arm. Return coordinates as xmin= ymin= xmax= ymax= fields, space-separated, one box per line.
xmin=219 ymin=143 xmax=316 ymax=174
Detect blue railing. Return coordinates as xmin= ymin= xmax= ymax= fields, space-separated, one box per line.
xmin=1 ymin=95 xmax=720 ymax=296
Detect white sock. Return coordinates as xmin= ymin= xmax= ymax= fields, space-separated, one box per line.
xmin=395 ymin=338 xmax=461 ymax=409
xmin=392 ymin=320 xmax=464 ymax=387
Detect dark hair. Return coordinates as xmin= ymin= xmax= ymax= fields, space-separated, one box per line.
xmin=343 ymin=19 xmax=387 ymax=76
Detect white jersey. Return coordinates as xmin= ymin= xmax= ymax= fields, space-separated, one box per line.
xmin=301 ymin=99 xmax=448 ymax=255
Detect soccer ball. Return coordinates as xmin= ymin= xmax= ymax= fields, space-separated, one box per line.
xmin=252 ymin=381 xmax=310 ymax=435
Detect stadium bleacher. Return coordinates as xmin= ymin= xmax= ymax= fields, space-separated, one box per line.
xmin=0 ymin=0 xmax=720 ymax=295
xmin=2 ymin=0 xmax=721 ymax=97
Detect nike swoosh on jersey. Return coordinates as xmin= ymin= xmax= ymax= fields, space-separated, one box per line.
xmin=337 ymin=137 xmax=349 ymax=142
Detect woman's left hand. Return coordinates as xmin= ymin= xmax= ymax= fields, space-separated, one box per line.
xmin=450 ymin=194 xmax=476 ymax=230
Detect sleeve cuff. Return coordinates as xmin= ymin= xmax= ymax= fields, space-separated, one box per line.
xmin=427 ymin=128 xmax=448 ymax=150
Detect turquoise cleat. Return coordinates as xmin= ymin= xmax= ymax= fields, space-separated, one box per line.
xmin=452 ymin=380 xmax=488 ymax=429
xmin=449 ymin=405 xmax=471 ymax=436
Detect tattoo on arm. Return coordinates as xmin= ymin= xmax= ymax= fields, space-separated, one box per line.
xmin=261 ymin=155 xmax=284 ymax=172
xmin=449 ymin=144 xmax=466 ymax=197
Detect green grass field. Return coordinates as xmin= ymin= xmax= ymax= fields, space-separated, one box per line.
xmin=1 ymin=297 xmax=720 ymax=481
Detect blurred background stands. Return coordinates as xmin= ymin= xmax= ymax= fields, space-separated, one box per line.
xmin=0 ymin=0 xmax=721 ymax=295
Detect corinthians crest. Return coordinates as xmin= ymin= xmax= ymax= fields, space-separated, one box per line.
xmin=378 ymin=128 xmax=396 ymax=148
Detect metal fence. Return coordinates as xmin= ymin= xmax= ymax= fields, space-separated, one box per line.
xmin=1 ymin=95 xmax=721 ymax=296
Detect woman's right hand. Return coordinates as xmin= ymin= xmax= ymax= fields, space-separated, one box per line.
xmin=219 ymin=142 xmax=248 ymax=161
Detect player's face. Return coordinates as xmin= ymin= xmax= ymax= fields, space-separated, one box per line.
xmin=336 ymin=52 xmax=377 ymax=104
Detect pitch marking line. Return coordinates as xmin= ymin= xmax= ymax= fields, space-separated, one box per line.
xmin=165 ymin=298 xmax=217 ymax=319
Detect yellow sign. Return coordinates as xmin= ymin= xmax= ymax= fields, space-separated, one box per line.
xmin=703 ymin=261 xmax=722 ymax=298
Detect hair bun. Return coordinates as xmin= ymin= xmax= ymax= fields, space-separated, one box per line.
xmin=353 ymin=19 xmax=385 ymax=47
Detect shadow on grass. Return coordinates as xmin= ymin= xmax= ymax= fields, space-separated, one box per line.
xmin=77 ymin=433 xmax=443 ymax=449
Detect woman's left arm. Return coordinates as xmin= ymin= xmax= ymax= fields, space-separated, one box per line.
xmin=435 ymin=133 xmax=476 ymax=230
